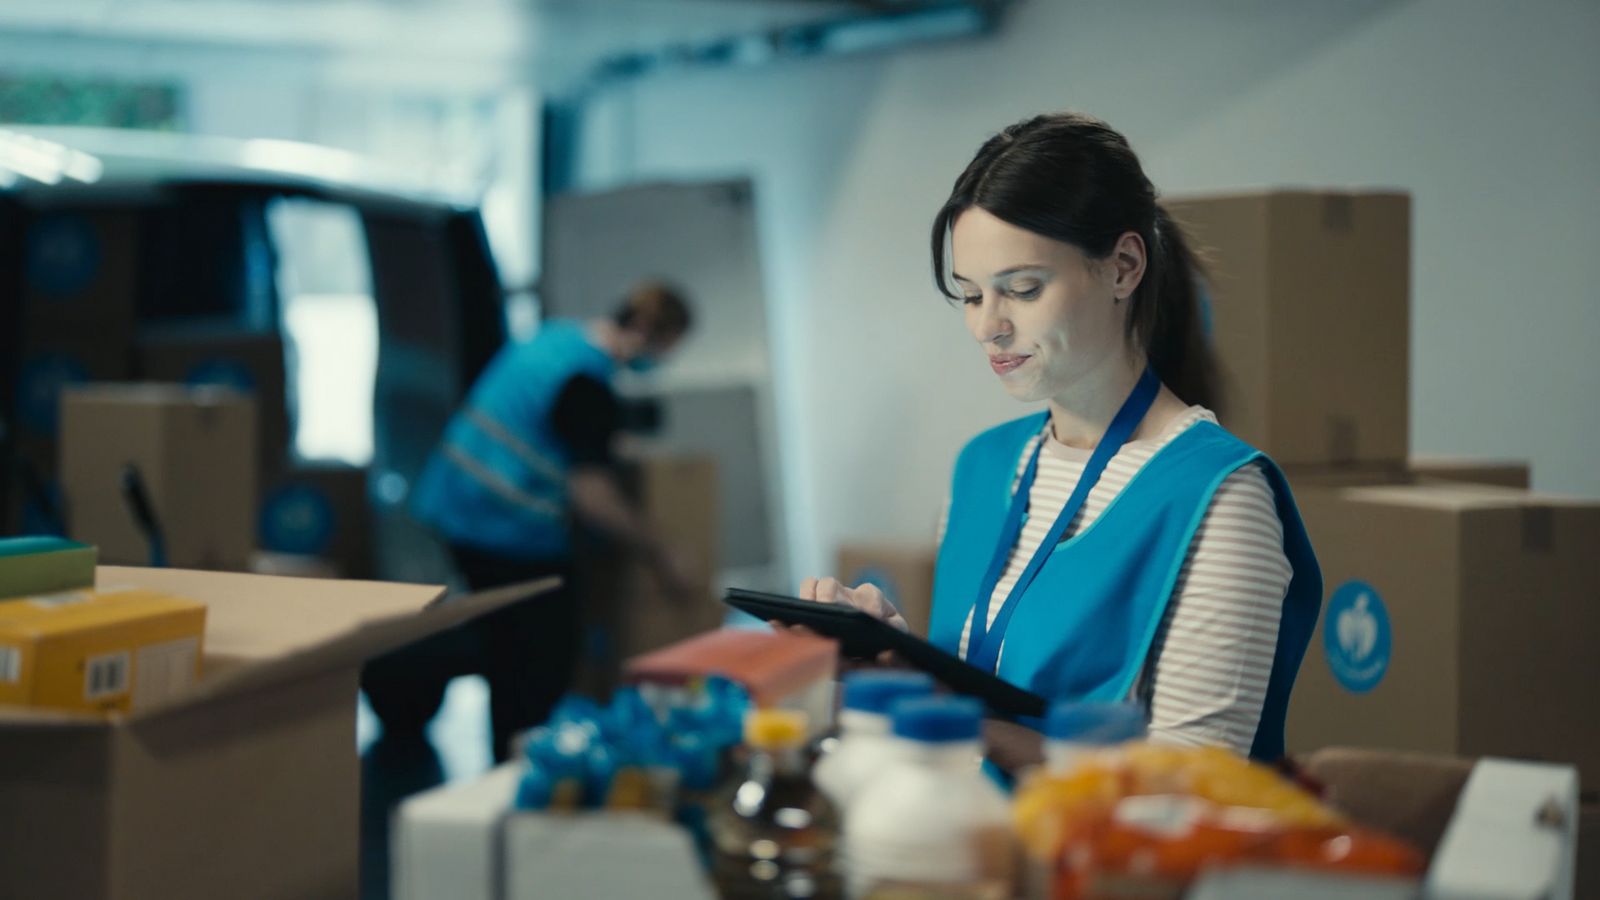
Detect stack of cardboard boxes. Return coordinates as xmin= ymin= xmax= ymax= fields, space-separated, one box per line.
xmin=5 ymin=208 xmax=374 ymax=576
xmin=13 ymin=323 xmax=373 ymax=578
xmin=9 ymin=210 xmax=138 ymax=536
xmin=571 ymin=453 xmax=721 ymax=697
xmin=134 ymin=325 xmax=374 ymax=578
xmin=1166 ymin=191 xmax=1600 ymax=811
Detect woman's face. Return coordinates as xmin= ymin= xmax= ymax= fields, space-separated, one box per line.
xmin=950 ymin=207 xmax=1127 ymax=404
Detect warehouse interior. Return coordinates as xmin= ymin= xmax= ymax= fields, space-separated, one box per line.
xmin=1 ymin=2 xmax=1597 ymax=898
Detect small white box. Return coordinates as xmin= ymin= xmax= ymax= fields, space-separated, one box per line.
xmin=392 ymin=762 xmax=714 ymax=900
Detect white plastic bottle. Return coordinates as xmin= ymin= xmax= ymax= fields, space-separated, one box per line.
xmin=812 ymin=670 xmax=935 ymax=814
xmin=1042 ymin=702 xmax=1147 ymax=774
xmin=842 ymin=696 xmax=1013 ymax=898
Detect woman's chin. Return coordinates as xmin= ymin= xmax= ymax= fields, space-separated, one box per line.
xmin=999 ymin=381 xmax=1044 ymax=403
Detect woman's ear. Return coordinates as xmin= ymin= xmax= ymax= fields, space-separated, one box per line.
xmin=1111 ymin=230 xmax=1148 ymax=300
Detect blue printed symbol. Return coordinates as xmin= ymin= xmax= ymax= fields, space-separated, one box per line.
xmin=1323 ymin=580 xmax=1392 ymax=694
xmin=260 ymin=484 xmax=334 ymax=555
xmin=17 ymin=353 xmax=90 ymax=435
xmin=186 ymin=359 xmax=256 ymax=393
xmin=25 ymin=213 xmax=102 ymax=298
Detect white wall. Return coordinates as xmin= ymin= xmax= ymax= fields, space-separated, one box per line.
xmin=582 ymin=0 xmax=1600 ymax=582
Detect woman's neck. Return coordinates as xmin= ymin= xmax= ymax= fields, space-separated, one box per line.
xmin=1046 ymin=355 xmax=1148 ymax=450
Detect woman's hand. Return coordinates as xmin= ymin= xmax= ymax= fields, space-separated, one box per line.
xmin=984 ymin=718 xmax=1045 ymax=774
xmin=766 ymin=576 xmax=907 ymax=667
xmin=798 ymin=576 xmax=909 ymax=631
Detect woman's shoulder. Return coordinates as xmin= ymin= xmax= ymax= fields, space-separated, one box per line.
xmin=961 ymin=410 xmax=1050 ymax=454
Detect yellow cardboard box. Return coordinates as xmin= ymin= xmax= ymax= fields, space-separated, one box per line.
xmin=0 ymin=588 xmax=205 ymax=715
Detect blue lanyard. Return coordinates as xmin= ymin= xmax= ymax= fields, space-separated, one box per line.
xmin=966 ymin=366 xmax=1162 ymax=674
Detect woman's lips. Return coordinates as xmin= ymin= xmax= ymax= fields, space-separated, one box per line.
xmin=989 ymin=354 xmax=1030 ymax=375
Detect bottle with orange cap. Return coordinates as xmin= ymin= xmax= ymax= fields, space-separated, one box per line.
xmin=708 ymin=708 xmax=842 ymax=899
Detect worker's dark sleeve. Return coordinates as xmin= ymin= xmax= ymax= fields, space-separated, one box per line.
xmin=549 ymin=375 xmax=620 ymax=466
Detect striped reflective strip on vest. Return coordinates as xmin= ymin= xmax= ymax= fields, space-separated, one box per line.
xmin=443 ymin=444 xmax=563 ymax=521
xmin=465 ymin=409 xmax=567 ymax=486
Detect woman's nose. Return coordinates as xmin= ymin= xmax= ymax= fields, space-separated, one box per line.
xmin=970 ymin=298 xmax=1010 ymax=345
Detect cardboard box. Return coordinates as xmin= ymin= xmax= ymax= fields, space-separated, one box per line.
xmin=1425 ymin=758 xmax=1579 ymax=900
xmin=1282 ymin=457 xmax=1532 ymax=494
xmin=1300 ymin=748 xmax=1590 ymax=900
xmin=1165 ymin=191 xmax=1410 ymax=467
xmin=60 ymin=384 xmax=257 ymax=571
xmin=573 ymin=454 xmax=719 ymax=697
xmin=0 ymin=535 xmax=96 ymax=599
xmin=1409 ymin=456 xmax=1531 ymax=490
xmin=136 ymin=327 xmax=292 ymax=485
xmin=836 ymin=541 xmax=937 ymax=636
xmin=0 ymin=564 xmax=554 ymax=900
xmin=1287 ymin=484 xmax=1600 ymax=787
xmin=14 ymin=330 xmax=132 ymax=440
xmin=21 ymin=209 xmax=139 ymax=336
xmin=258 ymin=463 xmax=372 ymax=579
xmin=0 ymin=587 xmax=205 ymax=714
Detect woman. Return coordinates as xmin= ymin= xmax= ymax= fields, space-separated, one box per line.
xmin=801 ymin=112 xmax=1321 ymax=767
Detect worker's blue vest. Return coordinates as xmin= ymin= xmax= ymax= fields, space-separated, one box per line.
xmin=411 ymin=320 xmax=615 ymax=561
xmin=930 ymin=412 xmax=1321 ymax=760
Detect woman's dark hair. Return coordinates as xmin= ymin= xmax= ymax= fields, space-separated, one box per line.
xmin=931 ymin=112 xmax=1221 ymax=412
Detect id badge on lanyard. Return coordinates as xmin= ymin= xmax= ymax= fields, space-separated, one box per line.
xmin=965 ymin=367 xmax=1162 ymax=674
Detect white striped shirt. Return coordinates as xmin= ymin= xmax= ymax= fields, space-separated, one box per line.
xmin=943 ymin=407 xmax=1291 ymax=755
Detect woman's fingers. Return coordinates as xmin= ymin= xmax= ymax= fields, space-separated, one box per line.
xmin=797 ymin=577 xmax=909 ymax=629
xmin=814 ymin=576 xmax=843 ymax=604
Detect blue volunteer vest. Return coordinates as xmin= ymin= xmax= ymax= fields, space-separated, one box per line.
xmin=930 ymin=412 xmax=1321 ymax=761
xmin=411 ymin=320 xmax=615 ymax=561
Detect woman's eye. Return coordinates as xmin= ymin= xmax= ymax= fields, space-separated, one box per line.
xmin=1009 ymin=283 xmax=1042 ymax=299
xmin=962 ymin=293 xmax=983 ymax=305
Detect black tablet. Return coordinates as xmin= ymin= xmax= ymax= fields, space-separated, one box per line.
xmin=723 ymin=588 xmax=1047 ymax=719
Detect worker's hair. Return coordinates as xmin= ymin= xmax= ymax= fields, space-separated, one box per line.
xmin=930 ymin=111 xmax=1221 ymax=413
xmin=613 ymin=281 xmax=694 ymax=344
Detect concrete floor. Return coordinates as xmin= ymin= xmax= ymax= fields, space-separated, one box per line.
xmin=358 ymin=676 xmax=494 ymax=900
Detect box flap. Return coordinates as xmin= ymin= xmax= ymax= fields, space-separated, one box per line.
xmin=130 ymin=568 xmax=559 ymax=718
xmin=0 ymin=567 xmax=559 ymax=726
xmin=1341 ymin=483 xmax=1574 ymax=512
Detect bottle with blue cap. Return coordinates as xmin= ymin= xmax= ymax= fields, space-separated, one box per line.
xmin=1043 ymin=702 xmax=1147 ymax=774
xmin=842 ymin=696 xmax=1014 ymax=898
xmin=812 ymin=671 xmax=935 ymax=814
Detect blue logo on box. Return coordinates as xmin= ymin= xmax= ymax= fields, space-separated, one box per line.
xmin=1323 ymin=580 xmax=1392 ymax=694
xmin=260 ymin=484 xmax=334 ymax=555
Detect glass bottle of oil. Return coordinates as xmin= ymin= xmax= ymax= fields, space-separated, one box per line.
xmin=708 ymin=708 xmax=841 ymax=899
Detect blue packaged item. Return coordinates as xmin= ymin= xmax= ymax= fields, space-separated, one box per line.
xmin=514 ymin=766 xmax=557 ymax=811
xmin=583 ymin=741 xmax=624 ymax=807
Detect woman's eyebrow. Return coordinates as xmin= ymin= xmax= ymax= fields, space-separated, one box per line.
xmin=993 ymin=265 xmax=1050 ymax=279
xmin=951 ymin=265 xmax=1050 ymax=283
